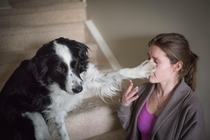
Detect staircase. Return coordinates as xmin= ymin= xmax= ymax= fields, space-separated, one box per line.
xmin=0 ymin=0 xmax=126 ymax=139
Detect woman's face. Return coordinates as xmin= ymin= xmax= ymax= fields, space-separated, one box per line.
xmin=148 ymin=45 xmax=177 ymax=84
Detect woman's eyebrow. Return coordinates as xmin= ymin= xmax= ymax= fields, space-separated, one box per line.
xmin=147 ymin=53 xmax=159 ymax=60
xmin=147 ymin=53 xmax=151 ymax=57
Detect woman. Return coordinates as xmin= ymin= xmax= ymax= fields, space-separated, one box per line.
xmin=118 ymin=33 xmax=205 ymax=140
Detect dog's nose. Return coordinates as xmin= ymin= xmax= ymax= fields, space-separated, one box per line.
xmin=72 ymin=86 xmax=83 ymax=93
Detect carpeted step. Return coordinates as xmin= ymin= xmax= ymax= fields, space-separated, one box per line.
xmin=0 ymin=22 xmax=86 ymax=52
xmin=0 ymin=2 xmax=86 ymax=28
xmin=0 ymin=43 xmax=98 ymax=64
xmin=66 ymin=96 xmax=122 ymax=140
xmin=8 ymin=0 xmax=81 ymax=9
xmin=87 ymin=128 xmax=126 ymax=140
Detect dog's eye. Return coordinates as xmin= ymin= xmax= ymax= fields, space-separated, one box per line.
xmin=55 ymin=68 xmax=64 ymax=73
xmin=56 ymin=64 xmax=67 ymax=73
xmin=71 ymin=60 xmax=79 ymax=69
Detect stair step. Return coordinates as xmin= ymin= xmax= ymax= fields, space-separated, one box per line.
xmin=0 ymin=2 xmax=86 ymax=28
xmin=0 ymin=43 xmax=97 ymax=64
xmin=0 ymin=49 xmax=37 ymax=65
xmin=0 ymin=23 xmax=86 ymax=52
xmin=87 ymin=128 xmax=126 ymax=140
xmin=66 ymin=96 xmax=122 ymax=140
xmin=8 ymin=0 xmax=81 ymax=9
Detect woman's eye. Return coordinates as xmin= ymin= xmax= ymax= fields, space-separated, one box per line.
xmin=154 ymin=60 xmax=158 ymax=64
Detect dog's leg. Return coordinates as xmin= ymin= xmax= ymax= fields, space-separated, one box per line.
xmin=83 ymin=60 xmax=155 ymax=98
xmin=23 ymin=112 xmax=52 ymax=140
xmin=47 ymin=113 xmax=70 ymax=140
xmin=54 ymin=115 xmax=69 ymax=140
xmin=118 ymin=60 xmax=156 ymax=79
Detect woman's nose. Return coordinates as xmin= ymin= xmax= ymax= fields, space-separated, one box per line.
xmin=148 ymin=58 xmax=153 ymax=62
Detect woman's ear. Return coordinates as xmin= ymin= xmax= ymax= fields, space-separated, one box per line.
xmin=173 ymin=61 xmax=183 ymax=72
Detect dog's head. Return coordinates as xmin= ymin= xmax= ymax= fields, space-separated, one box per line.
xmin=29 ymin=37 xmax=89 ymax=95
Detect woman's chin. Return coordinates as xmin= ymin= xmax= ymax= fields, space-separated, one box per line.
xmin=148 ymin=75 xmax=156 ymax=83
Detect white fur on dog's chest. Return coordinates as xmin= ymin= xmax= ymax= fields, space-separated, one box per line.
xmin=44 ymin=90 xmax=85 ymax=140
xmin=47 ymin=90 xmax=84 ymax=116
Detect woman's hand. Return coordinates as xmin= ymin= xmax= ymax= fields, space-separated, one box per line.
xmin=121 ymin=80 xmax=139 ymax=106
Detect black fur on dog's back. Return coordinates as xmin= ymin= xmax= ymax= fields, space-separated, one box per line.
xmin=0 ymin=60 xmax=51 ymax=140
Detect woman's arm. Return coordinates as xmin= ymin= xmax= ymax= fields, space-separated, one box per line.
xmin=117 ymin=102 xmax=132 ymax=130
xmin=117 ymin=80 xmax=139 ymax=130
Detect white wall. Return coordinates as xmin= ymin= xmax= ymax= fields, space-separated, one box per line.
xmin=87 ymin=0 xmax=210 ymax=139
xmin=0 ymin=0 xmax=10 ymax=9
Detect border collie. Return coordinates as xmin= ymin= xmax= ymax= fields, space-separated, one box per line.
xmin=0 ymin=37 xmax=155 ymax=140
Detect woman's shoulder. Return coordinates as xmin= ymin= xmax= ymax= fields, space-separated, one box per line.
xmin=176 ymin=79 xmax=203 ymax=111
xmin=185 ymin=92 xmax=203 ymax=110
xmin=180 ymin=88 xmax=204 ymax=117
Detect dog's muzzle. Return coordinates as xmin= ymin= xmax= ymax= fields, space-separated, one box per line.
xmin=72 ymin=85 xmax=83 ymax=93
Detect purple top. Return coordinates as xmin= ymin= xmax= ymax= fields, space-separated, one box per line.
xmin=138 ymin=101 xmax=158 ymax=140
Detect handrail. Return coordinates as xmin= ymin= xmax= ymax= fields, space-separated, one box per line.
xmin=85 ymin=20 xmax=122 ymax=70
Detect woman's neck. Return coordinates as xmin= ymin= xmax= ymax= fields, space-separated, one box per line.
xmin=156 ymin=79 xmax=179 ymax=97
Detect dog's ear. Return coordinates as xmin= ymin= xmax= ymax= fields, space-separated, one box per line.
xmin=76 ymin=42 xmax=89 ymax=73
xmin=29 ymin=56 xmax=49 ymax=81
xmin=29 ymin=40 xmax=55 ymax=82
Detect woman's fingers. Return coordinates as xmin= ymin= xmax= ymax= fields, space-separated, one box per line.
xmin=127 ymin=86 xmax=138 ymax=99
xmin=121 ymin=80 xmax=139 ymax=106
xmin=129 ymin=94 xmax=139 ymax=103
xmin=124 ymin=80 xmax=133 ymax=96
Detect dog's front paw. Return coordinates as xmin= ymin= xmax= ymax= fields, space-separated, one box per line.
xmin=135 ymin=60 xmax=156 ymax=79
xmin=119 ymin=60 xmax=156 ymax=79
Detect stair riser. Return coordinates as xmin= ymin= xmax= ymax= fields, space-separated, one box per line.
xmin=0 ymin=29 xmax=85 ymax=52
xmin=0 ymin=8 xmax=86 ymax=28
xmin=0 ymin=22 xmax=85 ymax=35
xmin=65 ymin=97 xmax=121 ymax=140
xmin=8 ymin=0 xmax=86 ymax=8
xmin=8 ymin=0 xmax=83 ymax=9
xmin=67 ymin=113 xmax=121 ymax=140
xmin=0 ymin=47 xmax=97 ymax=65
xmin=87 ymin=128 xmax=126 ymax=140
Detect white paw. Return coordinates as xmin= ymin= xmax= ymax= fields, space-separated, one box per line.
xmin=134 ymin=60 xmax=156 ymax=79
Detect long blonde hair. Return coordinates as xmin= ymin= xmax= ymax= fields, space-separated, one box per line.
xmin=148 ymin=33 xmax=199 ymax=91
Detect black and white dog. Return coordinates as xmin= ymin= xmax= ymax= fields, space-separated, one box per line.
xmin=0 ymin=37 xmax=155 ymax=140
